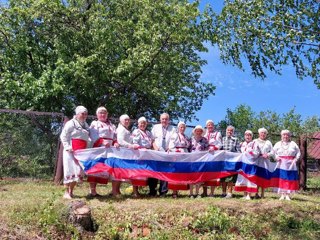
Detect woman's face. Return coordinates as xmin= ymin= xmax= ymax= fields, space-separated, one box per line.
xmin=194 ymin=129 xmax=203 ymax=137
xmin=259 ymin=131 xmax=267 ymax=140
xmin=97 ymin=110 xmax=108 ymax=122
xmin=179 ymin=124 xmax=186 ymax=134
xmin=77 ymin=111 xmax=88 ymax=121
xmin=281 ymin=133 xmax=290 ymax=142
xmin=244 ymin=133 xmax=253 ymax=142
xmin=122 ymin=118 xmax=131 ymax=128
xmin=206 ymin=122 xmax=214 ymax=133
xmin=138 ymin=121 xmax=147 ymax=131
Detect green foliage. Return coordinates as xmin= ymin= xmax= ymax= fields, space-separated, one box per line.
xmin=206 ymin=0 xmax=319 ymax=84
xmin=0 ymin=0 xmax=215 ymax=121
xmin=0 ymin=112 xmax=59 ymax=178
xmin=218 ymin=104 xmax=316 ymax=141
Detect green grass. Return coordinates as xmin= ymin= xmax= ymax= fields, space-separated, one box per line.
xmin=0 ymin=179 xmax=319 ymax=240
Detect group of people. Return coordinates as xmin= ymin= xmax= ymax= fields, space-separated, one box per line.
xmin=60 ymin=106 xmax=301 ymax=201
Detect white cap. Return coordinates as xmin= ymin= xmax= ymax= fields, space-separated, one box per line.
xmin=177 ymin=121 xmax=186 ymax=128
xmin=138 ymin=117 xmax=147 ymax=123
xmin=281 ymin=129 xmax=291 ymax=136
xmin=244 ymin=130 xmax=253 ymax=136
xmin=258 ymin=128 xmax=268 ymax=134
xmin=96 ymin=106 xmax=107 ymax=114
xmin=75 ymin=106 xmax=88 ymax=115
xmin=206 ymin=119 xmax=214 ymax=125
xmin=193 ymin=125 xmax=204 ymax=135
xmin=119 ymin=114 xmax=130 ymax=123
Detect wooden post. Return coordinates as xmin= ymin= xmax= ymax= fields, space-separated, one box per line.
xmin=53 ymin=117 xmax=69 ymax=185
xmin=299 ymin=136 xmax=307 ymax=190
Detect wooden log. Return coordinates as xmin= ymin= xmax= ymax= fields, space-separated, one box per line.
xmin=299 ymin=136 xmax=307 ymax=190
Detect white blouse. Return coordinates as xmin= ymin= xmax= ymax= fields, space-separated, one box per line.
xmin=60 ymin=117 xmax=90 ymax=151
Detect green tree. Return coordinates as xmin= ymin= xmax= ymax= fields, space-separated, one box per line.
xmin=218 ymin=104 xmax=255 ymax=137
xmin=281 ymin=107 xmax=303 ymax=135
xmin=301 ymin=116 xmax=320 ymax=134
xmin=206 ymin=0 xmax=319 ymax=85
xmin=0 ymin=0 xmax=215 ymax=121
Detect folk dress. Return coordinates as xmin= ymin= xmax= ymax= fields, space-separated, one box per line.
xmin=235 ymin=141 xmax=261 ymax=193
xmin=130 ymin=128 xmax=154 ymax=186
xmin=273 ymin=140 xmax=301 ymax=193
xmin=60 ymin=117 xmax=90 ymax=184
xmin=88 ymin=119 xmax=117 ymax=184
xmin=169 ymin=132 xmax=190 ymax=153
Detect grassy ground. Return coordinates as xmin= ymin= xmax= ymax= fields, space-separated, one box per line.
xmin=0 ymin=177 xmax=319 ymax=240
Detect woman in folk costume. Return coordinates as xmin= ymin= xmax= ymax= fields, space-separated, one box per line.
xmin=253 ymin=128 xmax=274 ymax=198
xmin=88 ymin=106 xmax=119 ymax=197
xmin=273 ymin=130 xmax=301 ymax=201
xmin=60 ymin=106 xmax=90 ymax=199
xmin=204 ymin=120 xmax=222 ymax=197
xmin=168 ymin=121 xmax=191 ymax=198
xmin=189 ymin=125 xmax=212 ymax=198
xmin=115 ymin=114 xmax=139 ymax=197
xmin=131 ymin=117 xmax=154 ymax=197
xmin=234 ymin=130 xmax=261 ymax=200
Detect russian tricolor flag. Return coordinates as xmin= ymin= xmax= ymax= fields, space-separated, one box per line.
xmin=74 ymin=147 xmax=299 ymax=190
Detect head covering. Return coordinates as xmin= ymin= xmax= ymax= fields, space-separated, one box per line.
xmin=193 ymin=125 xmax=204 ymax=135
xmin=138 ymin=117 xmax=147 ymax=123
xmin=244 ymin=130 xmax=253 ymax=136
xmin=96 ymin=106 xmax=107 ymax=114
xmin=258 ymin=128 xmax=268 ymax=134
xmin=281 ymin=129 xmax=291 ymax=136
xmin=119 ymin=114 xmax=130 ymax=123
xmin=206 ymin=119 xmax=214 ymax=126
xmin=75 ymin=106 xmax=88 ymax=115
xmin=177 ymin=121 xmax=186 ymax=128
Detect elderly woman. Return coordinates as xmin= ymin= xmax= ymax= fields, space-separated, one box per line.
xmin=221 ymin=125 xmax=241 ymax=199
xmin=189 ymin=125 xmax=210 ymax=198
xmin=253 ymin=127 xmax=273 ymax=198
xmin=204 ymin=120 xmax=222 ymax=197
xmin=169 ymin=121 xmax=190 ymax=153
xmin=273 ymin=130 xmax=301 ymax=200
xmin=115 ymin=114 xmax=139 ymax=197
xmin=131 ymin=117 xmax=154 ymax=197
xmin=168 ymin=121 xmax=190 ymax=198
xmin=60 ymin=106 xmax=90 ymax=199
xmin=88 ymin=107 xmax=119 ymax=197
xmin=235 ymin=130 xmax=261 ymax=200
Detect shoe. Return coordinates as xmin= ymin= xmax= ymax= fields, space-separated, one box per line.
xmin=285 ymin=195 xmax=291 ymax=201
xmin=245 ymin=195 xmax=251 ymax=200
xmin=87 ymin=193 xmax=102 ymax=199
xmin=159 ymin=193 xmax=167 ymax=198
xmin=189 ymin=195 xmax=195 ymax=199
xmin=196 ymin=194 xmax=202 ymax=199
xmin=221 ymin=193 xmax=227 ymax=198
xmin=148 ymin=192 xmax=157 ymax=197
xmin=254 ymin=194 xmax=261 ymax=199
xmin=224 ymin=193 xmax=232 ymax=199
xmin=172 ymin=194 xmax=178 ymax=199
xmin=63 ymin=192 xmax=72 ymax=200
xmin=209 ymin=194 xmax=215 ymax=198
xmin=132 ymin=193 xmax=141 ymax=199
xmin=279 ymin=195 xmax=285 ymax=200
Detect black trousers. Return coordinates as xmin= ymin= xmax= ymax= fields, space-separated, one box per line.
xmin=148 ymin=178 xmax=168 ymax=195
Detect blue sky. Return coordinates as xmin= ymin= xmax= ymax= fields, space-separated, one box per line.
xmin=189 ymin=0 xmax=320 ymax=126
xmin=189 ymin=44 xmax=319 ymax=126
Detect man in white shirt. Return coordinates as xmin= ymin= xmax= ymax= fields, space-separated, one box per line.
xmin=148 ymin=113 xmax=176 ymax=196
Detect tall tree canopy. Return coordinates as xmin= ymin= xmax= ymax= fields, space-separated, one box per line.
xmin=0 ymin=0 xmax=215 ymax=120
xmin=1 ymin=0 xmax=319 ymax=121
xmin=206 ymin=0 xmax=319 ymax=85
